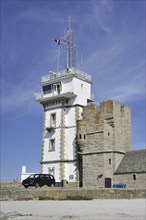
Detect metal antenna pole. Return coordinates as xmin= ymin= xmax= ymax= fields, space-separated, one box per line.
xmin=68 ymin=16 xmax=71 ymax=29
xmin=66 ymin=16 xmax=74 ymax=69
xmin=57 ymin=44 xmax=60 ymax=73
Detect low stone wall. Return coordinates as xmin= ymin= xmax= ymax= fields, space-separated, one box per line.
xmin=0 ymin=186 xmax=146 ymax=201
xmin=0 ymin=182 xmax=22 ymax=189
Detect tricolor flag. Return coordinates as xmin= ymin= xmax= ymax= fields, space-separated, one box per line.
xmin=54 ymin=38 xmax=61 ymax=45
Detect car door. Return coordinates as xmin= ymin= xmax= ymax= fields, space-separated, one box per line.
xmin=39 ymin=174 xmax=46 ymax=186
xmin=44 ymin=175 xmax=51 ymax=186
xmin=34 ymin=174 xmax=40 ymax=185
xmin=49 ymin=175 xmax=55 ymax=186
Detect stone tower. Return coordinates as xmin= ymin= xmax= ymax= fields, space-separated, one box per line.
xmin=77 ymin=100 xmax=131 ymax=187
xmin=34 ymin=21 xmax=93 ymax=182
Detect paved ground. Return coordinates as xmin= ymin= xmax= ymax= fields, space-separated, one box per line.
xmin=0 ymin=199 xmax=145 ymax=220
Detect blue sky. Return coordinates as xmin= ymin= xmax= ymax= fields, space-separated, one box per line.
xmin=1 ymin=0 xmax=145 ymax=181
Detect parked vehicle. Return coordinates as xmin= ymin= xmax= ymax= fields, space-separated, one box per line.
xmin=22 ymin=174 xmax=55 ymax=188
xmin=113 ymin=183 xmax=126 ymax=188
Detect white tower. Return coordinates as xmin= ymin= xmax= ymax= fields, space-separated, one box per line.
xmin=35 ymin=19 xmax=93 ymax=183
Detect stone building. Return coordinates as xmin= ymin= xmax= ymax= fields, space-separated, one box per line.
xmin=114 ymin=149 xmax=146 ymax=189
xmin=77 ymin=101 xmax=146 ymax=188
xmin=77 ymin=100 xmax=131 ymax=187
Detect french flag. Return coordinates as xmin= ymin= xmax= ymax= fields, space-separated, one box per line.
xmin=54 ymin=39 xmax=61 ymax=45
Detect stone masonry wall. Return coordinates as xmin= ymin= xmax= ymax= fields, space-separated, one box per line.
xmin=83 ymin=154 xmax=104 ymax=187
xmin=77 ymin=100 xmax=131 ymax=188
xmin=113 ymin=173 xmax=146 ymax=189
xmin=100 ymin=100 xmax=131 ymax=152
xmin=0 ymin=186 xmax=146 ymax=201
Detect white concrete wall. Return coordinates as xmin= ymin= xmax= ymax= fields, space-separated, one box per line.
xmin=21 ymin=166 xmax=35 ymax=182
xmin=62 ymin=76 xmax=73 ymax=93
xmin=42 ymin=162 xmax=77 ymax=182
xmin=21 ymin=173 xmax=34 ymax=182
xmin=43 ymin=129 xmax=61 ymax=161
xmin=41 ymin=73 xmax=92 ymax=182
xmin=72 ymin=77 xmax=91 ymax=105
xmin=65 ymin=127 xmax=76 ymax=159
xmin=43 ymin=163 xmax=60 ymax=182
xmin=65 ymin=107 xmax=76 ymax=127
xmin=64 ymin=162 xmax=76 ymax=182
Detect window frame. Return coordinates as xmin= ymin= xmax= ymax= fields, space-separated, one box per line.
xmin=48 ymin=167 xmax=55 ymax=176
xmin=49 ymin=139 xmax=55 ymax=152
xmin=50 ymin=112 xmax=56 ymax=127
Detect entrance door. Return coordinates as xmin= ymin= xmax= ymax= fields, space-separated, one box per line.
xmin=105 ymin=178 xmax=111 ymax=188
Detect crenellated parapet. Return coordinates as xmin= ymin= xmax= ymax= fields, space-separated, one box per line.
xmin=77 ymin=100 xmax=131 ymax=187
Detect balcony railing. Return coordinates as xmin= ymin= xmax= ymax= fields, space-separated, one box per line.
xmin=33 ymin=92 xmax=43 ymax=101
xmin=41 ymin=68 xmax=92 ymax=84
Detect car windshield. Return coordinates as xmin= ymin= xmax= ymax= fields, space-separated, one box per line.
xmin=50 ymin=175 xmax=54 ymax=179
xmin=28 ymin=174 xmax=39 ymax=179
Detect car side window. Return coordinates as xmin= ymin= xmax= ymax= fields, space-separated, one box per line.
xmin=45 ymin=175 xmax=50 ymax=179
xmin=40 ymin=175 xmax=45 ymax=179
xmin=34 ymin=175 xmax=39 ymax=178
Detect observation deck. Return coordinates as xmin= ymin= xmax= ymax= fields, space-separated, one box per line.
xmin=34 ymin=67 xmax=93 ymax=103
xmin=41 ymin=67 xmax=92 ymax=85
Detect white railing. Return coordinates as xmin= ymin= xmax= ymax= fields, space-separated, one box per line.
xmin=33 ymin=92 xmax=43 ymax=101
xmin=41 ymin=68 xmax=92 ymax=83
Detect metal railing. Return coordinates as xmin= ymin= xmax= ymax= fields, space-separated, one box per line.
xmin=33 ymin=92 xmax=43 ymax=101
xmin=41 ymin=68 xmax=92 ymax=83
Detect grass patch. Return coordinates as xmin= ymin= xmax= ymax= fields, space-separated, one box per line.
xmin=38 ymin=195 xmax=93 ymax=200
xmin=38 ymin=196 xmax=54 ymax=200
xmin=66 ymin=195 xmax=93 ymax=200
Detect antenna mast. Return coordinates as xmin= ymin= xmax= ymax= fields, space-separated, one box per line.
xmin=66 ymin=16 xmax=74 ymax=68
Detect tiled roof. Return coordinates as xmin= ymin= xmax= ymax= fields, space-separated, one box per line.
xmin=114 ymin=149 xmax=146 ymax=174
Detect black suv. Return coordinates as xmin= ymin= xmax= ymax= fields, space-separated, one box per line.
xmin=22 ymin=174 xmax=55 ymax=188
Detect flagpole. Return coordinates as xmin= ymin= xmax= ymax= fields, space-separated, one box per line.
xmin=57 ymin=44 xmax=60 ymax=73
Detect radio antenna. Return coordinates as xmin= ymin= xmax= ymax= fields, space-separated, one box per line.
xmin=66 ymin=16 xmax=74 ymax=68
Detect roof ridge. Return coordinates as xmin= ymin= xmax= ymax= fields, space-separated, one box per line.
xmin=128 ymin=149 xmax=146 ymax=152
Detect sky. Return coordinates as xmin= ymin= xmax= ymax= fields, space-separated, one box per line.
xmin=1 ymin=0 xmax=145 ymax=182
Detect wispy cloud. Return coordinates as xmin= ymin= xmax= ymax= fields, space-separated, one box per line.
xmin=80 ymin=1 xmax=145 ymax=104
xmin=1 ymin=0 xmax=145 ymax=114
xmin=91 ymin=0 xmax=113 ymax=33
xmin=110 ymin=74 xmax=145 ymax=102
xmin=0 ymin=77 xmax=41 ymax=117
xmin=15 ymin=6 xmax=64 ymax=25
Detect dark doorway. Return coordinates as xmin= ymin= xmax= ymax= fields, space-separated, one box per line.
xmin=77 ymin=152 xmax=83 ymax=187
xmin=105 ymin=178 xmax=111 ymax=188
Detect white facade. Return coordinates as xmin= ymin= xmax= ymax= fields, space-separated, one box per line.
xmin=35 ymin=68 xmax=93 ymax=182
xmin=21 ymin=165 xmax=34 ymax=182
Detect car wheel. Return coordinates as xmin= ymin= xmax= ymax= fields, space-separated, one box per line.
xmin=35 ymin=183 xmax=40 ymax=188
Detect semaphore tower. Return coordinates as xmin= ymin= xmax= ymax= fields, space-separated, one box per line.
xmin=34 ymin=18 xmax=93 ymax=183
